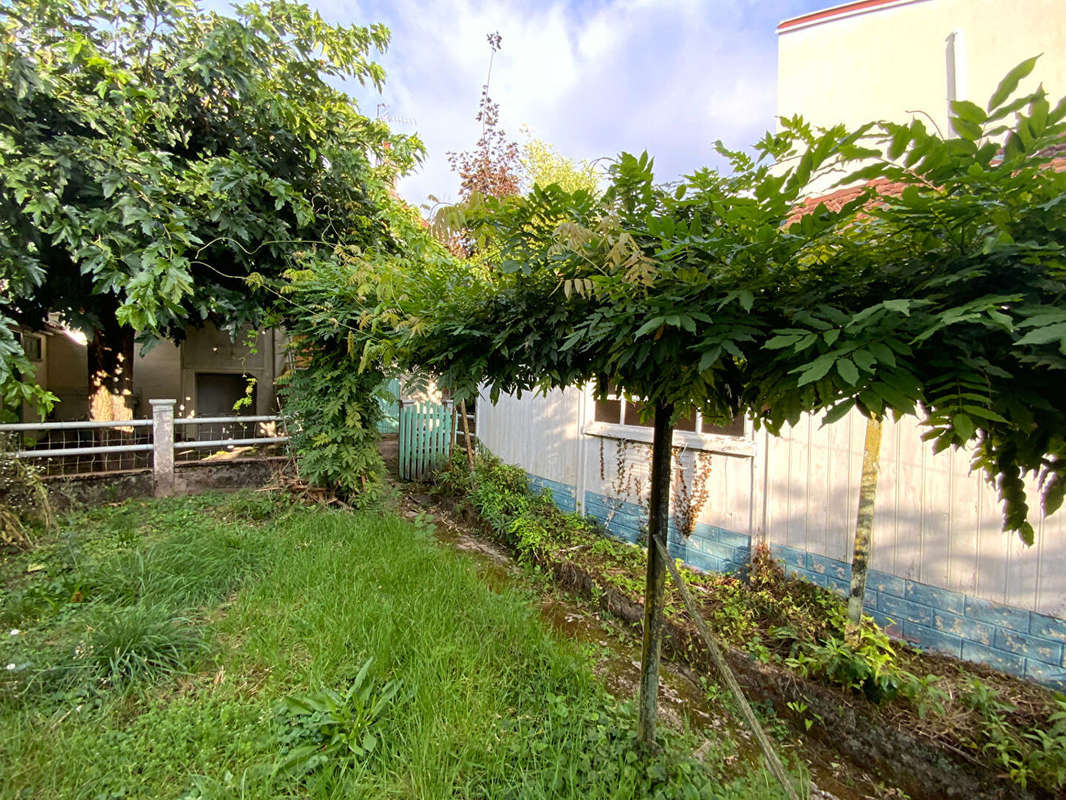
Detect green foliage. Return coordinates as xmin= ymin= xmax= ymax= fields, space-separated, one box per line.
xmin=404 ymin=60 xmax=1066 ymax=541
xmin=0 ymin=326 xmax=56 ymax=418
xmin=272 ymin=191 xmax=461 ymax=500
xmin=443 ymin=452 xmax=1066 ymax=794
xmin=86 ymin=602 xmax=207 ymax=690
xmin=751 ymin=59 xmax=1066 ymax=541
xmin=0 ymin=492 xmax=780 ymax=799
xmin=273 ymin=658 xmax=402 ymax=776
xmin=962 ymin=681 xmax=1066 ymax=791
xmin=0 ymin=0 xmax=420 ymax=413
xmin=279 ymin=347 xmax=387 ymax=504
xmin=0 ymin=493 xmax=276 ymax=703
xmin=786 ymin=627 xmax=922 ymax=706
xmin=521 ymin=136 xmax=600 ymax=194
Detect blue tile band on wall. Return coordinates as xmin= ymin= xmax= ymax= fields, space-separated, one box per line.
xmin=525 ymin=474 xmax=577 ymax=513
xmin=524 ymin=474 xmax=1066 ymax=691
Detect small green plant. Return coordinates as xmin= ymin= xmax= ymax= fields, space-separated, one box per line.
xmin=786 ymin=624 xmax=905 ymax=703
xmin=272 ymin=658 xmax=402 ymax=777
xmin=961 ymin=679 xmax=1066 ymax=792
xmin=785 ymin=700 xmax=816 ymax=731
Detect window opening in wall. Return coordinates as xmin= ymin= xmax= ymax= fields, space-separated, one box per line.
xmin=592 ymin=387 xmax=745 ymax=437
xmin=16 ymin=332 xmax=43 ymax=362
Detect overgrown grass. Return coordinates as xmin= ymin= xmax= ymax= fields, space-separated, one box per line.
xmin=0 ymin=491 xmax=794 ymax=799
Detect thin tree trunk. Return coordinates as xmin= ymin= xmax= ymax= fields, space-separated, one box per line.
xmin=846 ymin=415 xmax=883 ymax=641
xmin=637 ymin=402 xmax=673 ymax=749
xmin=459 ymin=399 xmax=475 ymax=471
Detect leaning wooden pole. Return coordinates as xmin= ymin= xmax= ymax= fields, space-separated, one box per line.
xmin=653 ymin=537 xmax=800 ymax=800
xmin=637 ymin=402 xmax=673 ymax=748
xmin=846 ymin=415 xmax=883 ymax=641
xmin=459 ymin=399 xmax=475 ymax=471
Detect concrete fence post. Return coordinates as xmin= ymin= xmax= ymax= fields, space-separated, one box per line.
xmin=150 ymin=399 xmax=176 ymax=497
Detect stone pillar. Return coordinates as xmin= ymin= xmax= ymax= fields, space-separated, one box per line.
xmin=150 ymin=399 xmax=176 ymax=497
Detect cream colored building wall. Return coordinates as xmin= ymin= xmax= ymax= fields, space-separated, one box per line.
xmin=173 ymin=324 xmax=280 ymax=417
xmin=44 ymin=330 xmax=88 ymax=421
xmin=777 ymin=0 xmax=1066 ymax=135
xmin=15 ymin=321 xmax=284 ymax=421
xmin=133 ymin=340 xmax=181 ymax=416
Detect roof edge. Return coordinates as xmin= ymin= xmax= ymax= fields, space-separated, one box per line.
xmin=778 ymin=0 xmax=931 ymax=35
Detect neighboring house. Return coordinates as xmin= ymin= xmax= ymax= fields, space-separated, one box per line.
xmin=18 ymin=322 xmax=288 ymax=423
xmin=473 ymin=0 xmax=1066 ymax=688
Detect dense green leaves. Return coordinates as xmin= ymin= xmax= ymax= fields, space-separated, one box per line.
xmin=0 ymin=0 xmax=420 ymax=415
xmin=393 ymin=59 xmax=1066 ymax=543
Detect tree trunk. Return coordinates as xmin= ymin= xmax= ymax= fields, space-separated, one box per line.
xmin=637 ymin=402 xmax=673 ymax=749
xmin=87 ymin=316 xmax=136 ymax=422
xmin=87 ymin=317 xmax=136 ymax=470
xmin=846 ymin=415 xmax=883 ymax=641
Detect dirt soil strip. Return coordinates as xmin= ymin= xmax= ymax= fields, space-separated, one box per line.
xmin=427 ymin=493 xmax=1046 ymax=800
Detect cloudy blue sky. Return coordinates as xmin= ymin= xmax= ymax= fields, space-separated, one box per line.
xmin=276 ymin=0 xmax=833 ymax=206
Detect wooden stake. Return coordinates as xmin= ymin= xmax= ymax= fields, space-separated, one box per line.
xmin=637 ymin=402 xmax=673 ymax=748
xmin=846 ymin=415 xmax=883 ymax=641
xmin=459 ymin=399 xmax=475 ymax=471
xmin=653 ymin=536 xmax=801 ymax=800
xmin=449 ymin=403 xmax=457 ymax=452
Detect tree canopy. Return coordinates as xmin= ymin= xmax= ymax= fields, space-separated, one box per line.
xmin=388 ymin=60 xmax=1066 ymax=541
xmin=0 ymin=0 xmax=420 ymax=416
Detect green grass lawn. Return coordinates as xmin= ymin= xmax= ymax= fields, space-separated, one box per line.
xmin=0 ymin=492 xmax=794 ymax=799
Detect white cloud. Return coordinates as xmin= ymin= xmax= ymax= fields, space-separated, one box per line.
xmin=270 ymin=0 xmax=820 ymax=207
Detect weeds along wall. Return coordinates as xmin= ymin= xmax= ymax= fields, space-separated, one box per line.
xmin=476 ymin=386 xmax=1066 ymax=689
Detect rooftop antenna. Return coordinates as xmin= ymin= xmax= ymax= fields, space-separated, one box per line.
xmin=375 ymin=102 xmax=417 ymax=131
xmin=485 ymin=31 xmax=502 ymax=90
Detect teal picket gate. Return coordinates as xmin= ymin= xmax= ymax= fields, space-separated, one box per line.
xmin=398 ymin=400 xmax=452 ymax=481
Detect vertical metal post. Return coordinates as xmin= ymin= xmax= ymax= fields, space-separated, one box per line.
xmin=150 ymin=399 xmax=176 ymax=497
xmin=637 ymin=401 xmax=673 ymax=748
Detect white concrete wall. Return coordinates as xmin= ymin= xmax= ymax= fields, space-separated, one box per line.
xmin=762 ymin=408 xmax=1066 ymax=617
xmin=476 ymin=387 xmax=583 ymax=489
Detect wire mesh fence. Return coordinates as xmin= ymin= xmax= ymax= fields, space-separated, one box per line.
xmin=0 ymin=421 xmax=154 ymax=477
xmin=0 ymin=412 xmax=289 ymax=478
xmin=173 ymin=416 xmax=288 ymax=464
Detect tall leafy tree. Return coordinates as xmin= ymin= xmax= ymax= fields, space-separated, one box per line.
xmin=0 ymin=0 xmax=420 ymax=419
xmin=379 ymin=62 xmax=1066 ymax=751
xmin=752 ymin=58 xmax=1066 ymax=630
xmin=520 ymin=136 xmax=599 ymax=194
